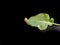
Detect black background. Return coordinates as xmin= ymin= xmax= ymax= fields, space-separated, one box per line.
xmin=1 ymin=1 xmax=60 ymax=45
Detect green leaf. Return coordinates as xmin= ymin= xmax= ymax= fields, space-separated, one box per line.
xmin=28 ymin=13 xmax=53 ymax=30
xmin=24 ymin=13 xmax=60 ymax=30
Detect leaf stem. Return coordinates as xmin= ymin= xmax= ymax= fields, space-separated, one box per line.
xmin=53 ymin=23 xmax=60 ymax=26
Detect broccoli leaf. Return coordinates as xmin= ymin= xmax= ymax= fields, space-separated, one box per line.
xmin=24 ymin=13 xmax=60 ymax=30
